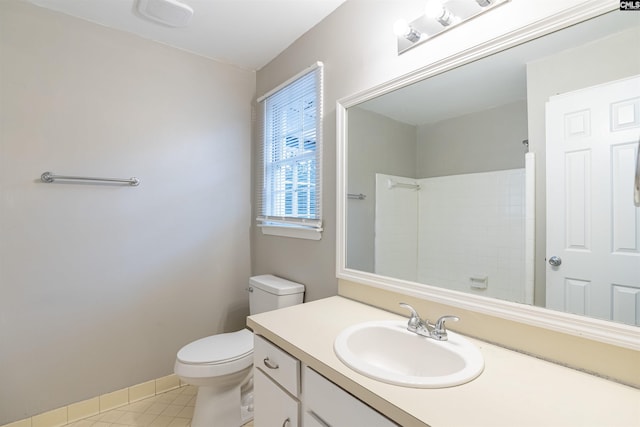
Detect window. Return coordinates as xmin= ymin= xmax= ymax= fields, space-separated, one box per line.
xmin=257 ymin=63 xmax=323 ymax=240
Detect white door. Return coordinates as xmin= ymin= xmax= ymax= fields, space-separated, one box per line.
xmin=546 ymin=75 xmax=640 ymax=326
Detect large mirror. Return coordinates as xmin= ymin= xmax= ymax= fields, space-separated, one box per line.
xmin=339 ymin=7 xmax=640 ymax=341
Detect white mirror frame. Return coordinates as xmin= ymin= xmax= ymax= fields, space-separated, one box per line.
xmin=336 ymin=0 xmax=639 ymax=351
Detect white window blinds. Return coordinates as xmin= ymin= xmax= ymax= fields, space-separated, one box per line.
xmin=257 ymin=62 xmax=323 ymax=232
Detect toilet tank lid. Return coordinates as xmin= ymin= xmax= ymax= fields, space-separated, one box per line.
xmin=249 ymin=274 xmax=305 ymax=295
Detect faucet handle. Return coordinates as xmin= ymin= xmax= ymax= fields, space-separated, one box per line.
xmin=399 ymin=302 xmax=423 ymax=332
xmin=433 ymin=315 xmax=459 ymax=341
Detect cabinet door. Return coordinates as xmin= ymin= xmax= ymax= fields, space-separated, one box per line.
xmin=254 ymin=368 xmax=299 ymax=427
xmin=303 ymin=367 xmax=399 ymax=427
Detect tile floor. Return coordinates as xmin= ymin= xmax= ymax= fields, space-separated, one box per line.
xmin=64 ymin=386 xmax=254 ymax=427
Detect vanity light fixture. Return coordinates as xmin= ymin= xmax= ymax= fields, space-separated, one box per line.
xmin=425 ymin=0 xmax=456 ymax=27
xmin=394 ymin=0 xmax=509 ymax=54
xmin=393 ymin=19 xmax=423 ymax=43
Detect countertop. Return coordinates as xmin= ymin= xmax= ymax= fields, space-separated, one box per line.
xmin=247 ymin=296 xmax=640 ymax=427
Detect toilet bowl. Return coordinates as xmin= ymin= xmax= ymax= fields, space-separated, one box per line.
xmin=174 ymin=275 xmax=305 ymax=427
xmin=175 ymin=329 xmax=254 ymax=426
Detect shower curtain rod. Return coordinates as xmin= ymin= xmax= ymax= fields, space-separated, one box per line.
xmin=40 ymin=171 xmax=140 ymax=186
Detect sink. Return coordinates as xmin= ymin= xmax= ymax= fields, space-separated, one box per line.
xmin=334 ymin=320 xmax=484 ymax=388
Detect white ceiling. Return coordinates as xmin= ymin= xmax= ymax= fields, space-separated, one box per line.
xmin=26 ymin=0 xmax=347 ymax=71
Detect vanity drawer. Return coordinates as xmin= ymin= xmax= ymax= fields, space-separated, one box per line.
xmin=254 ymin=334 xmax=300 ymax=396
xmin=303 ymin=366 xmax=399 ymax=427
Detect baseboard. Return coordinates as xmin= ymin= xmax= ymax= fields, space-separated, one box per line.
xmin=2 ymin=374 xmax=184 ymax=427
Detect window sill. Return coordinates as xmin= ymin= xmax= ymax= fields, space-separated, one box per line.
xmin=259 ymin=223 xmax=323 ymax=240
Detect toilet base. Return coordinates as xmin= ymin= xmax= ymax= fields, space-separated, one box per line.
xmin=187 ymin=371 xmax=253 ymax=427
xmin=190 ymin=385 xmax=243 ymax=427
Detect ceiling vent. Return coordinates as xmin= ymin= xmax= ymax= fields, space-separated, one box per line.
xmin=137 ymin=0 xmax=194 ymax=28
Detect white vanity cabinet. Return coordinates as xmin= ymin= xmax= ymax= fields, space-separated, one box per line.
xmin=303 ymin=367 xmax=399 ymax=427
xmin=254 ymin=369 xmax=300 ymax=426
xmin=253 ymin=335 xmax=301 ymax=426
xmin=254 ymin=334 xmax=399 ymax=427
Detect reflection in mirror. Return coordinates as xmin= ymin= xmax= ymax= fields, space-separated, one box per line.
xmin=345 ymin=10 xmax=640 ymax=326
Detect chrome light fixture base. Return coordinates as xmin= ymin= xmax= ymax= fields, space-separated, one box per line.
xmin=395 ymin=0 xmax=510 ymax=55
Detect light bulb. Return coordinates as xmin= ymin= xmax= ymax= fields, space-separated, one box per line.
xmin=425 ymin=0 xmax=445 ymax=19
xmin=393 ymin=19 xmax=411 ymax=37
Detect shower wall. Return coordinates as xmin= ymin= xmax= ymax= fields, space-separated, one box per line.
xmin=376 ymin=169 xmax=529 ymax=303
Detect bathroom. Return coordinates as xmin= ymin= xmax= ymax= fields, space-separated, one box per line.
xmin=1 ymin=0 xmax=638 ymax=426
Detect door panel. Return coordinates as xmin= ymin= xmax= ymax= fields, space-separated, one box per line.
xmin=546 ymin=75 xmax=640 ymax=325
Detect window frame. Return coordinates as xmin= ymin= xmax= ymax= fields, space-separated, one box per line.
xmin=256 ymin=62 xmax=324 ymax=240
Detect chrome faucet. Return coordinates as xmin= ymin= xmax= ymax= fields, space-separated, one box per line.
xmin=399 ymin=303 xmax=459 ymax=341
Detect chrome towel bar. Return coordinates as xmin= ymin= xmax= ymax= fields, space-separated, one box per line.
xmin=41 ymin=171 xmax=140 ymax=186
xmin=347 ymin=193 xmax=366 ymax=200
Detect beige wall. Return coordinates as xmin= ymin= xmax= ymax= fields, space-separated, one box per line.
xmin=526 ymin=26 xmax=640 ymax=305
xmin=417 ymin=100 xmax=527 ymax=178
xmin=252 ymin=0 xmax=598 ymax=302
xmin=0 ymin=1 xmax=255 ymax=424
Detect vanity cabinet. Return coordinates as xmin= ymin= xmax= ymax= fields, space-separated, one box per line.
xmin=253 ymin=335 xmax=301 ymax=426
xmin=254 ymin=334 xmax=398 ymax=427
xmin=254 ymin=369 xmax=300 ymax=426
xmin=303 ymin=367 xmax=399 ymax=427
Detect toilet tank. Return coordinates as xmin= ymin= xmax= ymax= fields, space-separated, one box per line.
xmin=249 ymin=274 xmax=305 ymax=315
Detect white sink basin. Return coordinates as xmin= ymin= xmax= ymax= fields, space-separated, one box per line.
xmin=334 ymin=320 xmax=484 ymax=388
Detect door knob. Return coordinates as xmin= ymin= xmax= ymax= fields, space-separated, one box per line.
xmin=548 ymin=256 xmax=562 ymax=266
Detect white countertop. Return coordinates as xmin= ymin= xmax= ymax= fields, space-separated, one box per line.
xmin=247 ymin=296 xmax=640 ymax=427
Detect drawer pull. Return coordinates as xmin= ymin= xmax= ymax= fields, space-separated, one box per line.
xmin=282 ymin=417 xmax=290 ymax=427
xmin=263 ymin=357 xmax=279 ymax=370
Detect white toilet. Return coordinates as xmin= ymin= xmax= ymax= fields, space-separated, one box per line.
xmin=174 ymin=274 xmax=305 ymax=427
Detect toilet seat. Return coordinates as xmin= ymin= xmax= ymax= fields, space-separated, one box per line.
xmin=177 ymin=329 xmax=253 ymax=365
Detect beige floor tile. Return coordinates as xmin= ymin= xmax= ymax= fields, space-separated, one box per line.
xmin=158 ymin=406 xmax=182 ymax=418
xmin=30 ymin=385 xmax=210 ymax=427
xmin=174 ymin=407 xmax=192 ymax=420
xmin=123 ymin=401 xmax=152 ymax=414
xmin=146 ymin=416 xmax=172 ymax=427
xmin=178 ymin=387 xmax=196 ymax=396
xmin=117 ymin=412 xmax=158 ymax=427
xmin=168 ymin=395 xmax=190 ymax=407
xmin=152 ymin=395 xmax=174 ymax=405
xmin=100 ymin=411 xmax=127 ymax=424
xmin=143 ymin=403 xmax=167 ymax=416
xmin=166 ymin=418 xmax=188 ymax=427
xmin=66 ymin=421 xmax=94 ymax=427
